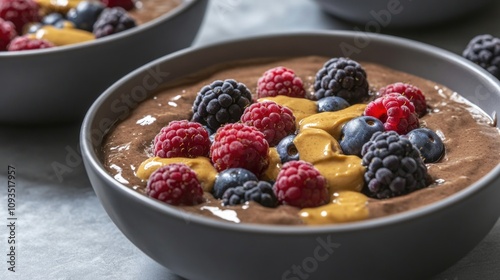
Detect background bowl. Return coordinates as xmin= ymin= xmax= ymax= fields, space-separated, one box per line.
xmin=313 ymin=0 xmax=494 ymax=28
xmin=81 ymin=31 xmax=500 ymax=280
xmin=0 ymin=0 xmax=207 ymax=124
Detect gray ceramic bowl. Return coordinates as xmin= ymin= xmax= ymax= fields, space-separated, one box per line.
xmin=0 ymin=0 xmax=207 ymax=124
xmin=313 ymin=0 xmax=494 ymax=28
xmin=81 ymin=31 xmax=500 ymax=280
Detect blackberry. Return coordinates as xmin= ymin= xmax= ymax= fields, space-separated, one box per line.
xmin=92 ymin=7 xmax=136 ymax=38
xmin=222 ymin=180 xmax=277 ymax=208
xmin=361 ymin=131 xmax=430 ymax=199
xmin=213 ymin=168 xmax=258 ymax=199
xmin=463 ymin=34 xmax=500 ymax=79
xmin=313 ymin=57 xmax=369 ymax=103
xmin=192 ymin=79 xmax=253 ymax=131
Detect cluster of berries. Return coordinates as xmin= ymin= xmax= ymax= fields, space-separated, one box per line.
xmin=0 ymin=0 xmax=136 ymax=51
xmin=144 ymin=57 xmax=446 ymax=209
xmin=339 ymin=81 xmax=444 ymax=198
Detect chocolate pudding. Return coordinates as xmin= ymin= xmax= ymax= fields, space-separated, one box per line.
xmin=100 ymin=56 xmax=500 ymax=225
xmin=129 ymin=0 xmax=183 ymax=25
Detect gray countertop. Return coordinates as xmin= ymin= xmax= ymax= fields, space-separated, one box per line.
xmin=2 ymin=0 xmax=500 ymax=279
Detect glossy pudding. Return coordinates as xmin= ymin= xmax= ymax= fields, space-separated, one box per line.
xmin=101 ymin=56 xmax=500 ymax=225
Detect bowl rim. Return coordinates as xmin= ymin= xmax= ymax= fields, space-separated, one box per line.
xmin=0 ymin=0 xmax=201 ymax=57
xmin=81 ymin=30 xmax=500 ymax=235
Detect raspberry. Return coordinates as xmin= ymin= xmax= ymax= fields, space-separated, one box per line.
xmin=146 ymin=163 xmax=204 ymax=206
xmin=210 ymin=123 xmax=269 ymax=176
xmin=361 ymin=131 xmax=430 ymax=199
xmin=256 ymin=66 xmax=306 ymax=98
xmin=463 ymin=34 xmax=500 ymax=79
xmin=0 ymin=18 xmax=16 ymax=51
xmin=378 ymin=82 xmax=427 ymax=117
xmin=101 ymin=0 xmax=135 ymax=11
xmin=273 ymin=160 xmax=329 ymax=208
xmin=192 ymin=79 xmax=253 ymax=131
xmin=222 ymin=180 xmax=277 ymax=208
xmin=313 ymin=57 xmax=369 ymax=103
xmin=153 ymin=120 xmax=211 ymax=158
xmin=240 ymin=101 xmax=296 ymax=146
xmin=7 ymin=35 xmax=54 ymax=51
xmin=92 ymin=7 xmax=136 ymax=38
xmin=364 ymin=93 xmax=419 ymax=135
xmin=0 ymin=0 xmax=40 ymax=34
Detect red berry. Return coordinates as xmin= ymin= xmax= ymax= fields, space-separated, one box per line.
xmin=210 ymin=123 xmax=269 ymax=176
xmin=0 ymin=18 xmax=16 ymax=51
xmin=153 ymin=120 xmax=211 ymax=158
xmin=0 ymin=0 xmax=40 ymax=34
xmin=257 ymin=66 xmax=306 ymax=98
xmin=240 ymin=101 xmax=296 ymax=146
xmin=7 ymin=35 xmax=54 ymax=51
xmin=101 ymin=0 xmax=135 ymax=11
xmin=378 ymin=82 xmax=427 ymax=117
xmin=146 ymin=163 xmax=204 ymax=206
xmin=364 ymin=93 xmax=419 ymax=135
xmin=273 ymin=160 xmax=329 ymax=208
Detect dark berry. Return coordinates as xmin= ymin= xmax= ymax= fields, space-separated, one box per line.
xmin=42 ymin=13 xmax=64 ymax=26
xmin=313 ymin=57 xmax=369 ymax=103
xmin=361 ymin=131 xmax=430 ymax=199
xmin=66 ymin=1 xmax=105 ymax=32
xmin=406 ymin=128 xmax=445 ymax=163
xmin=25 ymin=22 xmax=42 ymax=34
xmin=102 ymin=0 xmax=135 ymax=10
xmin=93 ymin=7 xmax=136 ymax=38
xmin=212 ymin=168 xmax=258 ymax=199
xmin=463 ymin=34 xmax=500 ymax=79
xmin=340 ymin=116 xmax=384 ymax=156
xmin=192 ymin=79 xmax=253 ymax=131
xmin=317 ymin=96 xmax=350 ymax=113
xmin=222 ymin=180 xmax=277 ymax=208
xmin=276 ymin=134 xmax=299 ymax=163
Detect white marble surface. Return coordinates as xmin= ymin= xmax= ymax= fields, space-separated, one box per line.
xmin=2 ymin=0 xmax=500 ymax=279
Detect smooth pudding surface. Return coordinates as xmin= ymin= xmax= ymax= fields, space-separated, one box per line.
xmin=101 ymin=56 xmax=500 ymax=225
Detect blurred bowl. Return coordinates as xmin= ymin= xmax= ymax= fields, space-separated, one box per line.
xmin=313 ymin=0 xmax=494 ymax=28
xmin=81 ymin=31 xmax=500 ymax=280
xmin=0 ymin=0 xmax=207 ymax=124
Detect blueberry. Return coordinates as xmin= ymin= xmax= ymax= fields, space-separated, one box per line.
xmin=340 ymin=116 xmax=384 ymax=156
xmin=26 ymin=23 xmax=43 ymax=34
xmin=276 ymin=134 xmax=299 ymax=163
xmin=42 ymin=13 xmax=64 ymax=26
xmin=212 ymin=168 xmax=258 ymax=199
xmin=66 ymin=1 xmax=105 ymax=32
xmin=406 ymin=128 xmax=445 ymax=163
xmin=317 ymin=96 xmax=350 ymax=113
